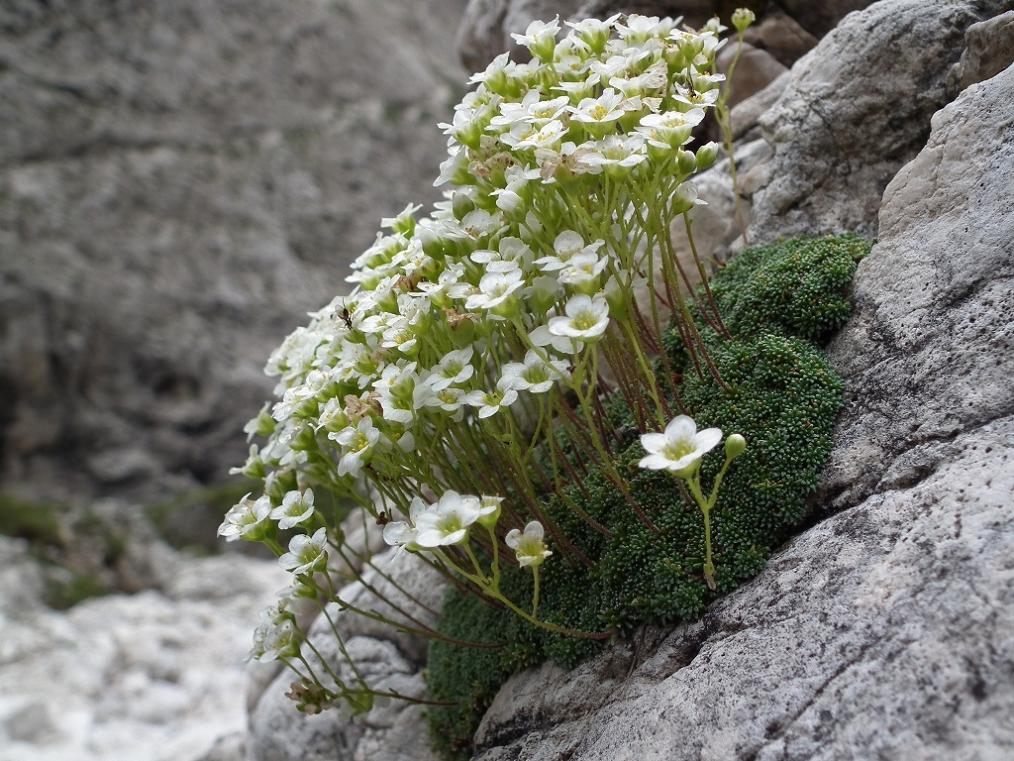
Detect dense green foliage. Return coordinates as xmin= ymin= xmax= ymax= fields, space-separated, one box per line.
xmin=426 ymin=235 xmax=869 ymax=759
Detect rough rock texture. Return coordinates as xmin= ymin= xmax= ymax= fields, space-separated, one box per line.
xmin=0 ymin=0 xmax=466 ymax=506
xmin=953 ymin=10 xmax=1014 ymax=88
xmin=742 ymin=6 xmax=818 ymax=67
xmin=456 ymin=0 xmax=876 ymax=72
xmin=469 ymin=61 xmax=1014 ymax=761
xmin=750 ymin=0 xmax=1007 ymax=242
xmin=247 ymin=548 xmax=446 ymax=761
xmin=0 ymin=536 xmax=286 ymax=761
xmin=716 ymin=41 xmax=788 ymax=107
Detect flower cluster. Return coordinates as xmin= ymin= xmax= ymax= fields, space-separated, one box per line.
xmin=224 ymin=11 xmax=754 ymax=720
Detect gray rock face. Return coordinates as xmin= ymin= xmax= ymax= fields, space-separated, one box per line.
xmin=953 ymin=10 xmax=1014 ymax=88
xmin=0 ymin=0 xmax=466 ymax=505
xmin=247 ymin=548 xmax=446 ymax=761
xmin=751 ymin=0 xmax=1007 ymax=242
xmin=774 ymin=0 xmax=875 ymax=37
xmin=471 ymin=62 xmax=1014 ymax=761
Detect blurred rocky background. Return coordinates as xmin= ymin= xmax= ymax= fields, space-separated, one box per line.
xmin=0 ymin=1 xmax=466 ymax=759
xmin=2 ymin=1 xmax=1012 ymax=760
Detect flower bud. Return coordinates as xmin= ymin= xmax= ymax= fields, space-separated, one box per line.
xmin=724 ymin=433 xmax=747 ymax=459
xmin=731 ymin=8 xmax=756 ymax=33
xmin=696 ymin=141 xmax=719 ymax=171
xmin=451 ymin=190 xmax=476 ymax=220
xmin=676 ymin=149 xmax=698 ymax=176
xmin=477 ymin=496 xmax=503 ymax=528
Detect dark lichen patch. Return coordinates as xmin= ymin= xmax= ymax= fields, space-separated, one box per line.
xmin=426 ymin=235 xmax=869 ymax=758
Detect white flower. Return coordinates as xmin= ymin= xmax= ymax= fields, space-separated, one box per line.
xmin=511 ymin=17 xmax=560 ymax=61
xmin=558 ymin=251 xmax=610 ymax=289
xmin=251 ymin=617 xmax=300 ymax=662
xmin=566 ymin=14 xmax=621 ymax=51
xmin=505 ymin=521 xmax=552 ymax=567
xmin=477 ymin=495 xmax=504 ymax=527
xmin=637 ymin=109 xmax=705 ymax=148
xmin=530 ymin=324 xmax=582 ymax=355
xmin=278 ymin=527 xmax=329 ymax=575
xmin=580 ymin=134 xmax=648 ymax=173
xmin=218 ymin=493 xmax=272 ymax=542
xmin=464 ymin=378 xmax=519 ymax=419
xmin=525 ymin=95 xmax=571 ymax=124
xmin=428 ymin=348 xmax=475 ymax=391
xmin=638 ymin=415 xmax=723 ymax=476
xmin=570 ymin=88 xmax=627 ymax=128
xmin=414 ymin=491 xmax=483 ymax=547
xmin=418 ymin=384 xmax=467 ymax=416
xmin=330 ymin=416 xmax=381 ymax=477
xmin=548 ymin=294 xmax=611 ymax=340
xmin=534 ymin=230 xmax=604 ymax=272
xmin=507 ymin=119 xmax=567 ymax=152
xmin=381 ymin=202 xmax=422 ymax=233
xmin=374 ymin=362 xmax=418 ymax=424
xmin=465 ymin=268 xmax=525 ymax=311
xmin=609 ymin=59 xmax=668 ymax=97
xmin=616 ymin=14 xmax=670 ymax=41
xmin=501 ymin=350 xmax=569 ymax=394
xmin=382 ymin=497 xmax=428 ymax=559
xmin=672 ymin=81 xmax=721 ymax=108
xmin=271 ymin=489 xmax=316 ymax=530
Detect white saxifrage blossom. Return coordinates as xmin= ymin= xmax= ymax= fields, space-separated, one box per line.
xmin=271 ymin=488 xmax=316 ymax=530
xmin=218 ymin=493 xmax=272 ymax=542
xmin=330 ymin=416 xmax=381 ymax=477
xmin=413 ymin=491 xmax=483 ymax=547
xmin=279 ymin=527 xmax=329 ymax=575
xmin=638 ymin=415 xmax=723 ymax=476
xmin=548 ymin=294 xmax=611 ymax=339
xmin=505 ymin=521 xmax=552 ymax=567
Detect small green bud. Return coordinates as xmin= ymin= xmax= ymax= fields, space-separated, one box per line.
xmin=725 ymin=433 xmax=747 ymax=459
xmin=731 ymin=8 xmax=756 ymax=33
xmin=451 ymin=190 xmax=476 ymax=220
xmin=696 ymin=141 xmax=719 ymax=171
xmin=676 ymin=149 xmax=698 ymax=176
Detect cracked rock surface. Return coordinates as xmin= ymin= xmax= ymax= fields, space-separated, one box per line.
xmin=750 ymin=0 xmax=1008 ymax=242
xmin=469 ymin=57 xmax=1014 ymax=761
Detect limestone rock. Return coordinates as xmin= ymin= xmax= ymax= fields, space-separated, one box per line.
xmin=471 ymin=59 xmax=1014 ymax=761
xmin=751 ymin=0 xmax=1006 ymax=241
xmin=743 ymin=6 xmax=818 ymax=68
xmin=0 ymin=537 xmax=287 ymax=761
xmin=730 ymin=71 xmax=789 ymax=140
xmin=0 ymin=0 xmax=467 ymax=506
xmin=774 ymin=1 xmax=876 ymax=37
xmin=716 ymin=42 xmax=788 ymax=108
xmin=953 ymin=10 xmax=1014 ymax=89
xmin=246 ymin=548 xmax=446 ymax=761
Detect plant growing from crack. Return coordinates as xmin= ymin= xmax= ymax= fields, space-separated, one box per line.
xmin=217 ymin=9 xmax=779 ymax=721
